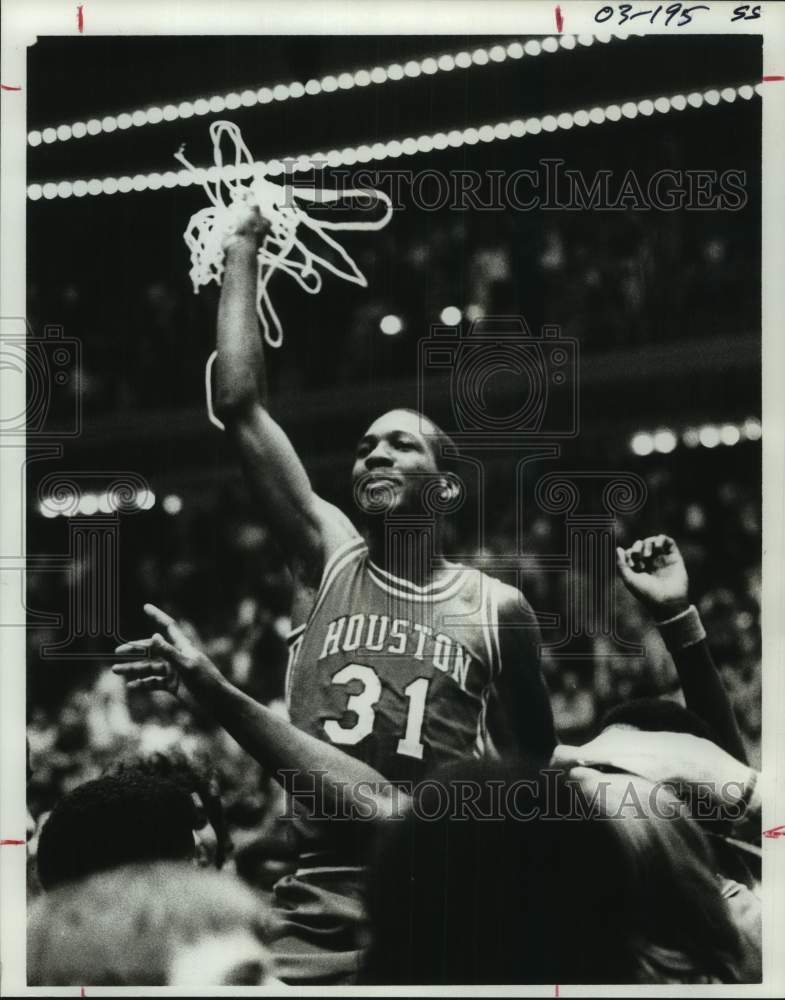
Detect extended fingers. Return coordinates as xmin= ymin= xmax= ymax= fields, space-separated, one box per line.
xmin=112 ymin=659 xmax=168 ymax=680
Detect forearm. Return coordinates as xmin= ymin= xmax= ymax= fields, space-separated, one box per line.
xmin=657 ymin=606 xmax=748 ymax=764
xmin=215 ymin=236 xmax=268 ymax=413
xmin=182 ymin=665 xmax=401 ymax=819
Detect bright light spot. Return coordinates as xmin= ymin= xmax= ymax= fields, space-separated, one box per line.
xmin=754 ymin=82 xmax=764 ymax=96
xmin=289 ymin=82 xmax=306 ymax=99
xmin=305 ymin=78 xmax=322 ymax=94
xmin=321 ymin=75 xmax=338 ymax=92
xmin=471 ymin=49 xmax=489 ymax=66
xmin=371 ymin=141 xmax=388 ymax=158
xmin=525 ymin=117 xmax=542 ymax=135
xmin=117 ymin=176 xmax=133 ymax=194
xmin=687 ymin=92 xmax=704 ymax=109
xmin=137 ymin=489 xmax=156 ymax=510
xmin=524 ymin=40 xmax=542 ymax=57
xmin=670 ymin=94 xmax=687 ymax=111
xmin=404 ymin=61 xmax=421 ymax=78
xmin=386 ymin=64 xmax=404 ymax=80
xmin=208 ymin=95 xmax=227 ymax=113
xmin=162 ymin=171 xmax=179 ymax=188
xmin=380 ymin=314 xmax=403 ymax=336
xmin=577 ymin=33 xmax=595 ymax=46
xmin=541 ymin=37 xmax=559 ymax=53
xmin=78 ymin=493 xmax=99 ymax=516
xmin=401 ymin=137 xmax=418 ymax=156
xmin=654 ymin=97 xmax=670 ymax=113
xmin=605 ymin=104 xmax=622 ymax=122
xmin=462 ymin=127 xmax=480 ymax=145
xmin=240 ymin=89 xmax=256 ymax=106
xmin=97 ymin=492 xmax=113 ymax=513
xmin=507 ymin=41 xmax=525 ymax=58
xmin=86 ymin=119 xmax=102 ymax=135
xmin=40 ymin=501 xmax=58 ymax=519
xmin=541 ymin=115 xmax=558 ymax=132
xmin=117 ymin=113 xmax=133 ymax=129
xmin=56 ymin=124 xmax=72 ymax=141
xmin=55 ymin=180 xmax=72 ymax=198
xmin=454 ymin=52 xmax=472 ymax=69
xmin=28 ymin=184 xmax=43 ymax=200
xmin=720 ymin=423 xmax=741 ymax=446
xmin=415 ymin=135 xmax=434 ymax=153
xmin=704 ymin=89 xmax=720 ymax=106
xmin=489 ymin=45 xmax=507 ymax=61
xmin=682 ymin=427 xmax=701 ymax=448
xmin=653 ymin=429 xmax=678 ymax=454
xmin=720 ymin=87 xmax=737 ymax=103
xmin=743 ymin=417 xmax=761 ymax=441
xmin=337 ymin=72 xmax=355 ymax=89
xmin=73 ymin=180 xmax=88 ymax=197
xmin=42 ymin=127 xmax=58 ymax=143
xmin=101 ymin=177 xmax=119 ymax=195
xmin=147 ymin=173 xmax=163 ymax=191
xmin=573 ymin=110 xmax=591 ymax=127
xmin=478 ymin=124 xmax=495 ymax=142
xmin=87 ymin=179 xmax=102 ymax=196
xmin=146 ymin=106 xmax=165 ymax=124
xmin=256 ymin=88 xmax=272 ymax=104
xmin=637 ymin=99 xmax=654 ymax=116
xmin=621 ymin=101 xmax=638 ymax=119
xmin=557 ymin=112 xmax=574 ymax=130
xmin=440 ymin=306 xmax=462 ymax=325
xmin=438 ymin=54 xmax=456 ymax=71
xmin=163 ymin=494 xmax=183 ymax=515
xmin=466 ymin=303 xmax=483 ymax=321
xmin=494 ymin=122 xmax=512 ymax=140
xmin=354 ymin=69 xmax=372 ymax=86
xmin=43 ymin=183 xmax=58 ymax=200
xmin=421 ymin=57 xmax=438 ymax=74
xmin=509 ymin=119 xmax=526 ymax=137
xmin=28 ymin=130 xmax=42 ymax=146
xmin=737 ymin=85 xmax=754 ymax=100
xmin=699 ymin=425 xmax=721 ymax=449
xmin=132 ymin=174 xmax=149 ymax=192
xmin=432 ymin=132 xmax=449 ymax=149
xmin=163 ymin=104 xmax=179 ymax=120
xmin=559 ymin=35 xmax=576 ymax=50
xmin=631 ymin=433 xmax=654 ymax=457
xmin=273 ymin=84 xmax=290 ymax=101
xmin=446 ymin=130 xmax=463 ymax=147
xmin=589 ymin=107 xmax=605 ymax=124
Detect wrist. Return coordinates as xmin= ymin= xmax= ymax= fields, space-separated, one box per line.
xmin=223 ymin=233 xmax=261 ymax=255
xmin=655 ymin=604 xmax=705 ymax=652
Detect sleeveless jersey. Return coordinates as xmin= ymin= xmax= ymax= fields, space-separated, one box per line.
xmin=285 ymin=536 xmax=505 ymax=783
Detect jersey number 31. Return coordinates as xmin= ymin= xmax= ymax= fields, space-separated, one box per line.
xmin=323 ymin=663 xmax=430 ymax=760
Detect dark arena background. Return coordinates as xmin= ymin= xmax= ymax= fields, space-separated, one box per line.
xmin=24 ymin=30 xmax=761 ymax=981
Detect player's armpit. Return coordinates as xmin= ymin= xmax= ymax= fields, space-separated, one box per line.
xmin=492 ymin=589 xmax=557 ymax=762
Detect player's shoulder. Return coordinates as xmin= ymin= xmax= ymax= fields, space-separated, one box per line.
xmin=475 ymin=570 xmax=537 ymax=625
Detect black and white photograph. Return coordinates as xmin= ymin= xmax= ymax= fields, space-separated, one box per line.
xmin=1 ymin=0 xmax=783 ymax=993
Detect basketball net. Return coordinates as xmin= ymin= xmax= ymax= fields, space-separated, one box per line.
xmin=175 ymin=121 xmax=393 ymax=428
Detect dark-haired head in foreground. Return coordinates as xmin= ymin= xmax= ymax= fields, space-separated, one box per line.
xmin=36 ymin=771 xmax=196 ymax=890
xmin=361 ymin=761 xmax=755 ymax=985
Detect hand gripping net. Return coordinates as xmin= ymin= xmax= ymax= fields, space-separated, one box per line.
xmin=175 ymin=121 xmax=393 ymax=427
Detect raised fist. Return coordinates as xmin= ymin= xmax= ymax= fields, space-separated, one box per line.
xmin=616 ymin=534 xmax=690 ymax=620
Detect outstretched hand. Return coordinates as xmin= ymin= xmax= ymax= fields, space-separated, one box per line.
xmin=112 ymin=603 xmax=220 ymax=699
xmin=222 ymin=196 xmax=271 ymax=249
xmin=616 ymin=534 xmax=689 ymax=620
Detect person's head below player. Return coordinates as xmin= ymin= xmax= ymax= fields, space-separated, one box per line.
xmin=36 ymin=771 xmax=196 ymax=891
xmin=599 ymin=697 xmax=716 ymax=742
xmin=352 ymin=408 xmax=459 ymax=523
xmin=361 ymin=760 xmax=752 ymax=985
xmin=28 ymin=861 xmax=280 ymax=986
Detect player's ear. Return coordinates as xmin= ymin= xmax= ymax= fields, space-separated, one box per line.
xmin=438 ymin=475 xmax=462 ymax=504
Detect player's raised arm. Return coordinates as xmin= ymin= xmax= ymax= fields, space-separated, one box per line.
xmin=616 ymin=535 xmax=747 ymax=763
xmin=212 ymin=201 xmax=352 ymax=581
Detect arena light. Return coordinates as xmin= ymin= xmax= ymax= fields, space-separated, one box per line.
xmin=440 ymin=305 xmax=462 ymax=325
xmin=631 ymin=432 xmax=654 ymax=457
xmin=30 ymin=82 xmax=761 ymax=200
xmin=31 ymin=36 xmax=572 ymax=147
xmin=742 ymin=417 xmax=762 ymax=441
xmin=162 ymin=494 xmax=183 ymax=515
xmin=380 ymin=314 xmax=403 ymax=335
xmin=652 ymin=429 xmax=678 ymax=454
xmin=38 ymin=488 xmax=159 ymax=517
xmin=698 ymin=425 xmax=721 ymax=448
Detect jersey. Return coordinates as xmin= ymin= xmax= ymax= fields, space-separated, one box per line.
xmin=285 ymin=536 xmax=506 ymax=783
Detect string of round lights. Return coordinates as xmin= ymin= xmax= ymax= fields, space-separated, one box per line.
xmin=27 ymin=82 xmax=762 ymax=202
xmin=27 ymin=34 xmax=615 ymax=148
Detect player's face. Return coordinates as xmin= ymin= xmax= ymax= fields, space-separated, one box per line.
xmin=352 ymin=410 xmax=441 ymax=516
